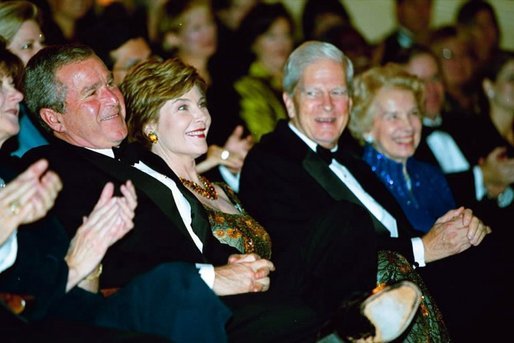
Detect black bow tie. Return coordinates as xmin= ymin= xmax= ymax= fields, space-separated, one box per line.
xmin=316 ymin=145 xmax=335 ymax=164
xmin=112 ymin=142 xmax=142 ymax=165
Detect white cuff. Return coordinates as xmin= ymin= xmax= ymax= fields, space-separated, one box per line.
xmin=473 ymin=165 xmax=487 ymax=201
xmin=411 ymin=237 xmax=425 ymax=268
xmin=196 ymin=263 xmax=215 ymax=289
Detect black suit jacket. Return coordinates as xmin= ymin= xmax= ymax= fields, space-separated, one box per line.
xmin=240 ymin=121 xmax=420 ymax=263
xmin=22 ymin=140 xmax=238 ymax=288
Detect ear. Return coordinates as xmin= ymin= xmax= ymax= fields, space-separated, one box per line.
xmin=482 ymin=79 xmax=494 ymax=98
xmin=40 ymin=108 xmax=65 ymax=132
xmin=144 ymin=123 xmax=156 ymax=136
xmin=283 ymin=92 xmax=296 ymax=119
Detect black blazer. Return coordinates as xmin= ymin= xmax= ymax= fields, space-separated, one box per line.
xmin=22 ymin=140 xmax=238 ymax=288
xmin=0 ymin=151 xmax=102 ymax=322
xmin=239 ymin=120 xmax=420 ymax=263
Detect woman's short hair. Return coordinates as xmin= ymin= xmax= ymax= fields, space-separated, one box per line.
xmin=283 ymin=41 xmax=353 ymax=96
xmin=121 ymin=57 xmax=207 ymax=150
xmin=0 ymin=1 xmax=41 ymax=43
xmin=349 ymin=63 xmax=424 ymax=144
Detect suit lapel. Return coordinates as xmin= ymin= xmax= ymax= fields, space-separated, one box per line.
xmin=302 ymin=150 xmax=362 ymax=205
xmin=70 ymin=145 xmax=198 ymax=242
xmin=136 ymin=148 xmax=211 ymax=245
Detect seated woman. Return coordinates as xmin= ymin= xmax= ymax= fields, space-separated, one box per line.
xmin=0 ymin=41 xmax=230 ymax=342
xmin=233 ymin=2 xmax=295 ymax=142
xmin=348 ymin=63 xmax=457 ymax=233
xmin=121 ymin=56 xmax=451 ymax=342
xmin=348 ymin=63 xmax=506 ymax=341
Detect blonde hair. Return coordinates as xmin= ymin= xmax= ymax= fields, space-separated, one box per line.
xmin=0 ymin=1 xmax=40 ymax=43
xmin=349 ymin=63 xmax=425 ymax=144
xmin=121 ymin=57 xmax=207 ymax=150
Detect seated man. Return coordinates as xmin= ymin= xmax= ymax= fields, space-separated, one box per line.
xmin=20 ymin=43 xmax=423 ymax=342
xmin=239 ymin=41 xmax=492 ymax=340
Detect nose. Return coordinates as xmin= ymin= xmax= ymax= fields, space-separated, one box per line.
xmin=321 ymin=92 xmax=334 ymax=111
xmin=101 ymin=86 xmax=120 ymax=105
xmin=9 ymin=86 xmax=23 ymax=104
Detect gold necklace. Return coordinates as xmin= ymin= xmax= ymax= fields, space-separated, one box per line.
xmin=179 ymin=175 xmax=218 ymax=200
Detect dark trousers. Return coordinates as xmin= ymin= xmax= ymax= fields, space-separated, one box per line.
xmin=224 ymin=201 xmax=378 ymax=343
xmin=94 ymin=263 xmax=232 ymax=342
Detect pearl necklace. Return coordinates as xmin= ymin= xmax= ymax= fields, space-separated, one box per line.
xmin=179 ymin=175 xmax=218 ymax=200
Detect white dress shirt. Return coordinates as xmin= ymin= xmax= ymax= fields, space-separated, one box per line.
xmin=423 ymin=116 xmax=513 ymax=207
xmin=288 ymin=123 xmax=426 ymax=266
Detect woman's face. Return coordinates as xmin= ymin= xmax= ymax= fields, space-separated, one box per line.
xmin=152 ymin=85 xmax=211 ymax=159
xmin=0 ymin=75 xmax=24 ymax=145
xmin=491 ymin=60 xmax=514 ymax=112
xmin=253 ymin=17 xmax=293 ymax=75
xmin=177 ymin=5 xmax=217 ymax=60
xmin=367 ymin=87 xmax=422 ymax=163
xmin=7 ymin=20 xmax=44 ymax=66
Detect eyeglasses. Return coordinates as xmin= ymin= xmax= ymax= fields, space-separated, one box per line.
xmin=298 ymin=87 xmax=349 ymax=101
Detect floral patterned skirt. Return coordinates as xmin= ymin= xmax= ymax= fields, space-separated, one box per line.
xmin=377 ymin=250 xmax=451 ymax=343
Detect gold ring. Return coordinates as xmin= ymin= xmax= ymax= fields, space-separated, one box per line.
xmin=9 ymin=201 xmax=20 ymax=215
xmin=221 ymin=150 xmax=230 ymax=161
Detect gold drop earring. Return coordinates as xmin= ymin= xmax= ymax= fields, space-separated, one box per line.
xmin=147 ymin=131 xmax=158 ymax=144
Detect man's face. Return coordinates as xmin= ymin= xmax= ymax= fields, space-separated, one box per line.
xmin=54 ymin=56 xmax=127 ymax=148
xmin=284 ymin=58 xmax=352 ymax=149
xmin=405 ymin=53 xmax=444 ymax=119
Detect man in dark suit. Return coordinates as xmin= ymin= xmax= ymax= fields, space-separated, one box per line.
xmin=19 ymin=44 xmax=424 ymax=342
xmin=239 ymin=41 xmax=498 ymax=342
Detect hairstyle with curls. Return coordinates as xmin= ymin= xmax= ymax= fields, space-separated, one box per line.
xmin=349 ymin=63 xmax=425 ymax=145
xmin=121 ymin=57 xmax=207 ymax=150
xmin=0 ymin=37 xmax=24 ymax=89
xmin=282 ymin=41 xmax=354 ymax=97
xmin=0 ymin=1 xmax=41 ymax=43
xmin=23 ymin=44 xmax=96 ymax=132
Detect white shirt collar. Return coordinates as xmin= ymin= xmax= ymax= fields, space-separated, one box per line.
xmin=85 ymin=147 xmax=115 ymax=158
xmin=288 ymin=122 xmax=338 ymax=152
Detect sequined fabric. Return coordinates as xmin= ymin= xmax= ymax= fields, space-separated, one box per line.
xmin=363 ymin=145 xmax=456 ymax=232
xmin=203 ymin=183 xmax=272 ymax=259
xmin=377 ymin=250 xmax=451 ymax=342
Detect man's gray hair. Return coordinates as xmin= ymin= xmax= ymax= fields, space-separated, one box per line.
xmin=282 ymin=41 xmax=354 ymax=96
xmin=23 ymin=44 xmax=96 ymax=132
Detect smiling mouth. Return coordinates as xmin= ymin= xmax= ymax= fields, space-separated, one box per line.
xmin=315 ymin=117 xmax=336 ymax=124
xmin=186 ymin=128 xmax=207 ymax=138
